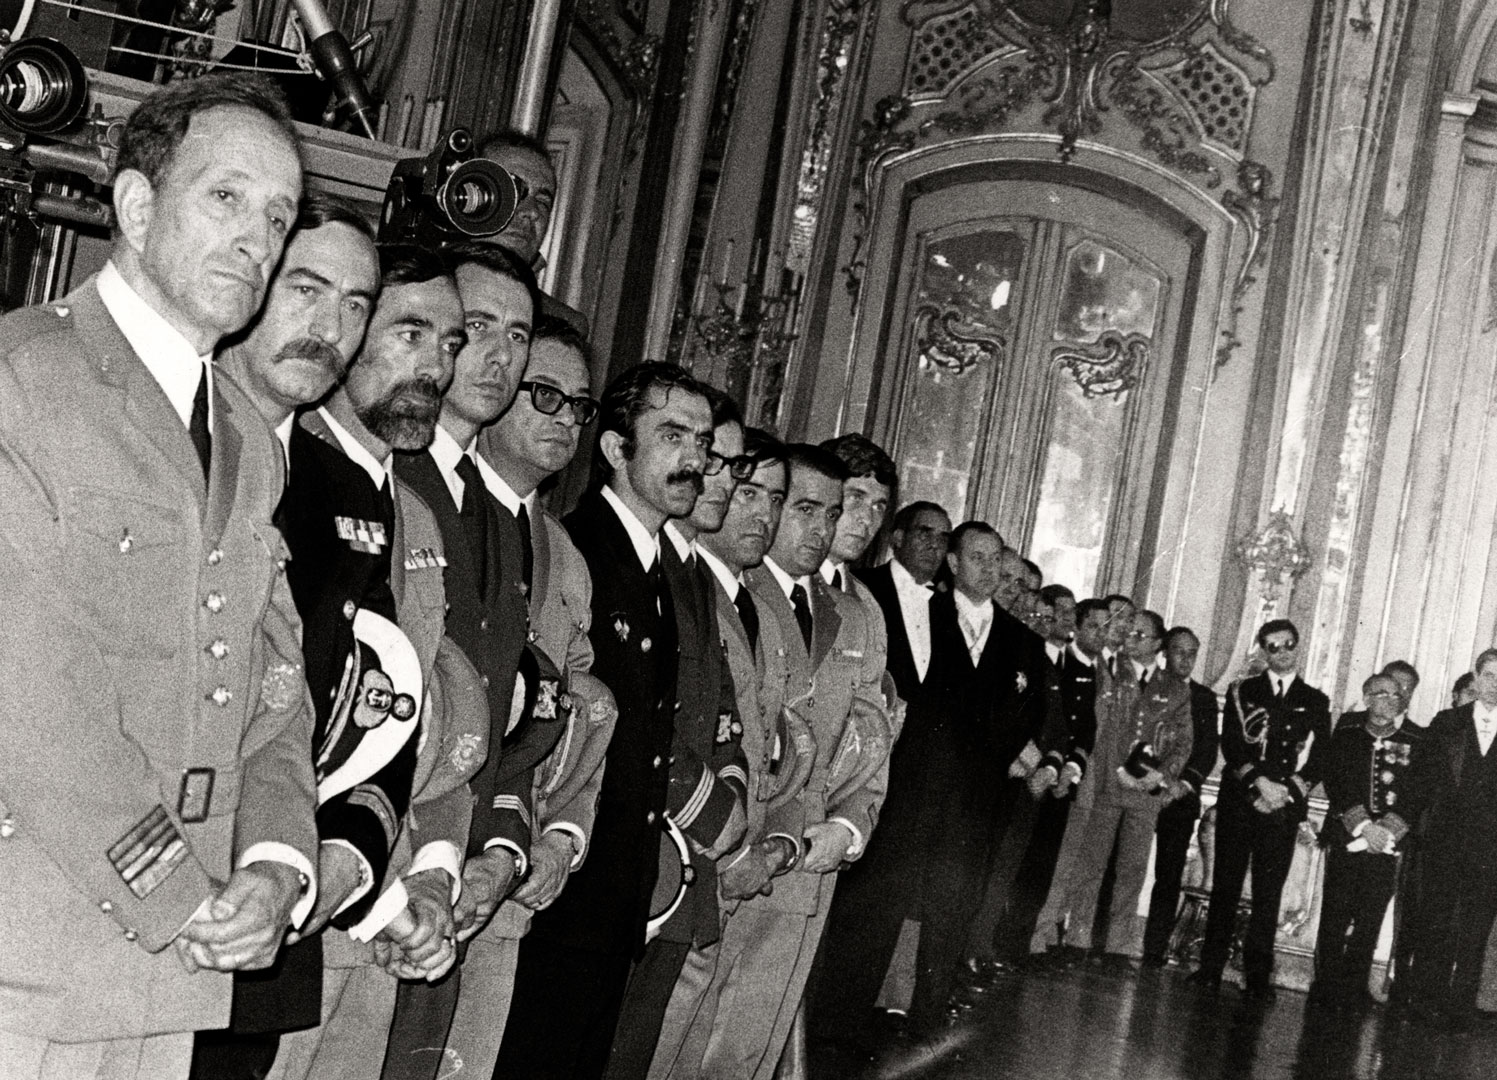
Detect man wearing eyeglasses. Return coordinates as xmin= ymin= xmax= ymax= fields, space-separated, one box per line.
xmin=1192 ymin=618 xmax=1330 ymax=1001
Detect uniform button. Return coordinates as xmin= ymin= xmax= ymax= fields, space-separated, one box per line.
xmin=208 ymin=686 xmax=233 ymax=707
xmin=646 ymin=811 xmax=657 ymax=824
xmin=99 ymin=900 xmax=113 ymax=914
xmin=123 ymin=929 xmax=138 ymax=942
xmin=207 ymin=548 xmax=224 ymax=566
xmin=55 ymin=305 xmax=69 ymax=317
xmin=807 ymin=697 xmax=815 ymax=709
xmin=0 ymin=817 xmax=13 ymax=838
xmin=276 ymin=558 xmax=287 ymax=573
xmin=343 ymin=600 xmax=357 ymax=620
xmin=527 ymin=629 xmax=538 ymax=644
xmin=653 ymin=756 xmax=663 ymax=768
xmin=480 ymin=618 xmax=490 ymax=631
xmin=203 ymin=591 xmax=226 ymax=614
xmin=480 ymin=675 xmax=490 ymax=689
xmin=207 ymin=639 xmax=229 ymax=660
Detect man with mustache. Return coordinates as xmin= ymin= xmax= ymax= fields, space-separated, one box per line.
xmin=0 ymin=74 xmax=314 ymax=1080
xmin=382 ymin=244 xmax=570 ymax=1080
xmin=266 ymin=245 xmax=488 ymax=1080
xmin=605 ymin=387 xmax=751 ymax=1080
xmin=494 ymin=363 xmax=712 ymax=1078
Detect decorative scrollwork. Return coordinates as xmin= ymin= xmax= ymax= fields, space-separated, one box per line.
xmin=1053 ymin=331 xmax=1150 ymax=399
xmin=1217 ymin=160 xmax=1279 ymax=367
xmin=914 ymin=304 xmax=1005 ymax=376
xmin=1109 ymin=60 xmax=1223 ymax=187
xmin=1235 ymin=510 xmax=1311 ymax=600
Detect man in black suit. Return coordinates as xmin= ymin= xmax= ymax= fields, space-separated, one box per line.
xmin=383 ymin=243 xmax=568 ymax=1079
xmin=1141 ymin=626 xmax=1221 ymax=968
xmin=603 ymin=387 xmax=750 ymax=1080
xmin=1400 ymin=648 xmax=1497 ymax=1029
xmin=494 ymin=363 xmax=712 ymax=1078
xmin=808 ymin=500 xmax=951 ymax=1054
xmin=1193 ymin=618 xmax=1331 ymax=1001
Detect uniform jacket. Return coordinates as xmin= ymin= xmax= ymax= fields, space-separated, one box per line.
xmin=1039 ymin=644 xmax=1100 ymax=779
xmin=741 ymin=566 xmax=891 ymax=915
xmin=935 ymin=593 xmax=1049 ymax=774
xmin=0 ymin=280 xmax=316 ymax=1040
xmin=528 ymin=488 xmax=679 ymax=957
xmin=1181 ymin=678 xmax=1222 ymax=797
xmin=1085 ymin=665 xmax=1193 ymax=812
xmin=1320 ymin=713 xmax=1433 ymax=850
xmin=1221 ymin=671 xmax=1332 ymax=823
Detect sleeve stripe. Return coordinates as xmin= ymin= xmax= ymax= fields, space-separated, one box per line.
xmin=674 ymin=765 xmax=715 ymax=831
xmin=491 ymin=793 xmax=533 ymax=830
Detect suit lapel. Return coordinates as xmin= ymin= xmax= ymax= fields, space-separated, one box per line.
xmin=530 ymin=508 xmax=552 ymax=615
xmin=202 ymin=386 xmax=242 ymax=540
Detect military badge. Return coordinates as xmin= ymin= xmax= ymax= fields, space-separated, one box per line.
xmin=641 ymin=637 xmax=653 ymax=653
xmin=449 ymin=731 xmax=482 ymax=773
xmin=405 ymin=546 xmax=448 ymax=569
xmin=591 ymin=696 xmax=616 ymax=725
xmin=260 ymin=660 xmax=303 ymax=712
xmin=1016 ymin=671 xmax=1028 ymax=693
xmin=715 ymin=711 xmax=742 ymax=745
xmin=335 ymin=515 xmax=388 ymax=554
xmin=535 ymin=678 xmax=559 ymax=720
xmin=613 ymin=614 xmax=630 ymax=642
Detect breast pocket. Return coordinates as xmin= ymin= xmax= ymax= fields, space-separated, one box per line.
xmin=61 ymin=487 xmax=187 ymax=657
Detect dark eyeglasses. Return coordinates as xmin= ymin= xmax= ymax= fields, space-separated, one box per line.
xmin=705 ymin=451 xmax=755 ymax=481
xmin=1264 ymin=640 xmax=1297 ymax=654
xmin=518 ymin=380 xmax=599 ymax=425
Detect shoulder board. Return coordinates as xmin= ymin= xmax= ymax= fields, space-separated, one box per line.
xmin=0 ymin=302 xmax=74 ymax=357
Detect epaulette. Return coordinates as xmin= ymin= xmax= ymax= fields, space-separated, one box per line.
xmin=0 ymin=301 xmax=74 ymax=357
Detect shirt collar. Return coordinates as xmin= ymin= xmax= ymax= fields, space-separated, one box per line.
xmin=1271 ymin=672 xmax=1298 ymax=694
xmin=663 ymin=521 xmax=695 ymax=564
xmin=274 ymin=414 xmax=295 ymax=470
xmin=819 ymin=559 xmax=841 ymax=588
xmin=953 ymin=589 xmax=993 ymax=621
xmin=601 ymin=484 xmax=659 ymax=572
xmin=890 ymin=557 xmax=933 ymax=594
xmin=763 ymin=555 xmax=804 ymax=602
xmin=1068 ymin=642 xmax=1096 ymax=668
xmin=97 ymin=260 xmax=213 ymax=433
xmin=1132 ymin=657 xmax=1157 ymax=681
xmin=317 ymin=405 xmax=391 ymax=490
xmin=476 ymin=455 xmax=532 ymax=518
xmin=697 ymin=544 xmax=740 ymax=601
xmin=430 ymin=423 xmax=470 ymax=479
xmin=1475 ymin=701 xmax=1497 ymax=726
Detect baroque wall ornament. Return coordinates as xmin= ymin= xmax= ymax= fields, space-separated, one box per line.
xmin=1052 ymin=330 xmax=1150 ymax=399
xmin=1235 ymin=510 xmax=1311 ymax=601
xmin=914 ymin=304 xmax=1006 ymax=375
xmin=1216 ymin=160 xmax=1279 ymax=367
xmin=576 ymin=0 xmax=662 ymax=168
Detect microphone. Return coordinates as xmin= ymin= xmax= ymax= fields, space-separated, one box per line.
xmin=289 ymin=0 xmax=378 ymax=139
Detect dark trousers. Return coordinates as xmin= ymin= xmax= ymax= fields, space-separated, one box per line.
xmin=1310 ymin=847 xmax=1397 ymax=1005
xmin=1198 ymin=797 xmax=1297 ymax=986
xmin=987 ymin=794 xmax=1073 ymax=962
xmin=1405 ymin=849 xmax=1497 ymax=1019
xmin=189 ymin=1032 xmax=280 ymax=1080
xmin=381 ymin=965 xmax=462 ymax=1080
xmin=602 ymin=938 xmax=693 ymax=1080
xmin=907 ymin=807 xmax=996 ymax=1033
xmin=1141 ymin=796 xmax=1201 ymax=963
xmin=1387 ymin=845 xmax=1423 ymax=1006
xmin=492 ymin=936 xmax=634 ymax=1080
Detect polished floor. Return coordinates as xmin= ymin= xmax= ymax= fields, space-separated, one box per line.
xmin=817 ymin=965 xmax=1497 ymax=1079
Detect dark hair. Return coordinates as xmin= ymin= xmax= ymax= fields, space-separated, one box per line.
xmin=377 ymin=243 xmax=452 ymax=289
xmin=476 ymin=127 xmax=552 ymax=162
xmin=1164 ymin=625 xmax=1199 ymax=649
xmin=744 ymin=427 xmax=787 ymax=467
xmin=1104 ymin=593 xmax=1135 ymax=611
xmin=1076 ymin=598 xmax=1110 ymax=626
xmin=444 ymin=241 xmax=542 ymax=320
xmin=821 ymin=433 xmax=897 ymax=491
xmin=295 ymin=190 xmax=376 ymax=242
xmin=531 ymin=315 xmax=595 ymax=373
xmin=116 ymin=72 xmax=299 ymax=189
xmin=1381 ymin=659 xmax=1420 ymax=686
xmin=699 ymin=382 xmax=744 ymax=431
xmin=783 ymin=443 xmax=850 ymax=485
xmin=1475 ymin=649 xmax=1497 ymax=676
xmin=593 ymin=362 xmax=705 ymax=481
xmin=1256 ymin=618 xmax=1300 ymax=649
xmin=1364 ymin=671 xmax=1399 ymax=696
xmin=891 ymin=500 xmax=949 ymax=534
xmin=1041 ymin=583 xmax=1075 ymax=606
xmin=1021 ymin=558 xmax=1042 ymax=584
xmin=949 ymin=520 xmax=999 ymax=556
xmin=1137 ymin=610 xmax=1166 ymax=642
xmin=1455 ymin=671 xmax=1477 ymax=695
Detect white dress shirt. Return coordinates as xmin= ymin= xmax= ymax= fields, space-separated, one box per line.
xmin=663 ymin=521 xmax=696 ymax=565
xmin=1475 ymin=701 xmax=1497 ymax=755
xmin=318 ymin=406 xmax=392 ymax=490
xmin=476 ymin=455 xmax=535 ymax=521
xmin=1270 ymin=672 xmax=1298 ymax=698
xmin=698 ymin=544 xmax=743 ymax=603
xmin=889 ymin=558 xmax=935 ymax=682
xmin=601 ymin=485 xmax=660 ymax=572
xmin=428 ymin=423 xmax=474 ymax=510
xmin=953 ymin=589 xmax=994 ymax=665
xmin=96 ymin=260 xmax=214 ymax=433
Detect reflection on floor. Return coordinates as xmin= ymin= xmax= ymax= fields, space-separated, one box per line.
xmin=814 ymin=965 xmax=1497 ymax=1079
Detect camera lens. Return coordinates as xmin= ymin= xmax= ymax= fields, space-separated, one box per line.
xmin=0 ymin=38 xmax=88 ymax=135
xmin=436 ymin=158 xmax=519 ymax=237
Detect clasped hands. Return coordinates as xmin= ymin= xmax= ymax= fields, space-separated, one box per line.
xmin=1251 ymin=776 xmax=1294 ymax=814
xmin=1358 ymin=819 xmax=1398 ymax=854
xmin=719 ymin=835 xmax=799 ymax=900
xmin=175 ymin=861 xmax=303 ymax=974
xmin=374 ymin=868 xmax=459 ymax=982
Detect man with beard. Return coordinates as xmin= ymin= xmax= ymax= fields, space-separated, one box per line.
xmin=382 ymin=244 xmax=569 ymax=1080
xmin=0 ymin=74 xmax=314 ymax=1080
xmin=493 ymin=364 xmax=711 ymax=1078
xmin=191 ymin=193 xmax=381 ymax=1079
xmin=604 ymin=387 xmax=751 ymax=1080
xmin=436 ymin=320 xmax=617 ymax=1075
xmin=267 ymin=246 xmax=487 ymax=1080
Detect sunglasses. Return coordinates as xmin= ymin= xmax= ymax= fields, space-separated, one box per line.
xmin=518 ymin=380 xmax=599 ymax=425
xmin=705 ymin=451 xmax=756 ymax=481
xmin=1264 ymin=640 xmax=1297 ymax=654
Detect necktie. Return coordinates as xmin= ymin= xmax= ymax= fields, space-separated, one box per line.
xmin=1107 ymin=654 xmax=1117 ymax=678
xmin=734 ymin=586 xmax=760 ymax=656
xmin=516 ymin=501 xmax=535 ymax=594
xmin=1139 ymin=671 xmax=1150 ymax=692
xmin=188 ymin=363 xmax=211 ymax=480
xmin=790 ymin=582 xmax=813 ymax=653
xmin=454 ymin=455 xmax=489 ymax=597
xmin=834 ymin=567 xmax=845 ymax=593
xmin=1274 ymin=678 xmax=1285 ymax=700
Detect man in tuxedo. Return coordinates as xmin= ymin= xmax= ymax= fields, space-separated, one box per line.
xmin=1401 ymin=648 xmax=1497 ymax=1029
xmin=437 ymin=321 xmax=616 ymax=1074
xmin=1193 ymin=618 xmax=1331 ymax=1001
xmin=0 ymin=74 xmax=315 ymax=1079
xmin=1030 ymin=610 xmax=1191 ymax=963
xmin=493 ymin=363 xmax=712 ymax=1078
xmin=808 ymin=499 xmax=952 ymax=1055
xmin=604 ymin=387 xmax=751 ymax=1080
xmin=1141 ymin=626 xmax=1221 ymax=968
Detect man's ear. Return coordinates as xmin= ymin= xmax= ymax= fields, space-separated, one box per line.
xmin=889 ymin=528 xmax=905 ymax=551
xmin=945 ymin=550 xmax=959 ymax=576
xmin=112 ymin=169 xmax=156 ymax=254
xmin=598 ymin=429 xmax=628 ymax=473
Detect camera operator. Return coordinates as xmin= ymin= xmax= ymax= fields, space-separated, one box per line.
xmin=0 ymin=73 xmax=314 ymax=1080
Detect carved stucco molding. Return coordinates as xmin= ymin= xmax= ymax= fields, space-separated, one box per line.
xmin=1052 ymin=330 xmax=1150 ymax=400
xmin=914 ymin=303 xmax=1006 ymax=376
xmin=1235 ymin=510 xmax=1311 ymax=601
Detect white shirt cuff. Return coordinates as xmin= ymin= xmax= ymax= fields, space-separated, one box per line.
xmin=322 ymin=838 xmax=375 ymax=917
xmin=542 ymin=822 xmax=587 ymax=869
xmin=347 ymin=878 xmax=408 ymax=943
xmin=483 ymin=837 xmax=530 ymax=879
xmin=828 ymin=816 xmax=864 ymax=859
xmin=409 ymin=841 xmax=464 ymax=903
xmin=239 ymin=842 xmax=316 ymax=929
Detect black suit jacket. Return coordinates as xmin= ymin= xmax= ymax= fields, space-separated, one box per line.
xmin=529 ymin=489 xmax=679 ymax=957
xmin=1221 ymin=671 xmax=1331 ymax=823
xmin=1041 ymin=645 xmax=1100 ymax=777
xmin=1182 ymin=678 xmax=1222 ymax=795
xmin=855 ymin=562 xmax=930 ymax=707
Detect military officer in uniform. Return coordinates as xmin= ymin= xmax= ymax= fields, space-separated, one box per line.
xmin=0 ymin=74 xmax=316 ymax=1080
xmin=1193 ymin=618 xmax=1331 ymax=1000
